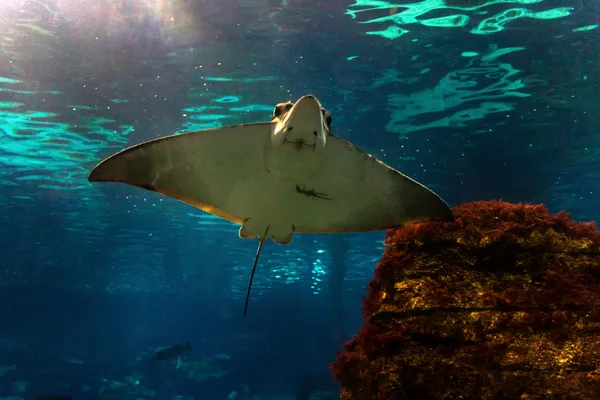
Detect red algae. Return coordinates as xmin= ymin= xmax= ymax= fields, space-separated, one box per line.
xmin=331 ymin=200 xmax=600 ymax=400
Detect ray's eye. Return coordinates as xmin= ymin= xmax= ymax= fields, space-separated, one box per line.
xmin=322 ymin=109 xmax=333 ymax=128
xmin=273 ymin=102 xmax=294 ymax=119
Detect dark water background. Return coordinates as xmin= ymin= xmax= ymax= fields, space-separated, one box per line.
xmin=0 ymin=0 xmax=598 ymax=399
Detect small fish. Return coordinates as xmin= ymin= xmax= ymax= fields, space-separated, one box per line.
xmin=64 ymin=357 xmax=84 ymax=365
xmin=177 ymin=358 xmax=229 ymax=381
xmin=33 ymin=396 xmax=74 ymax=400
xmin=0 ymin=364 xmax=16 ymax=375
xmin=124 ymin=375 xmax=140 ymax=385
xmin=99 ymin=385 xmax=141 ymax=399
xmin=151 ymin=342 xmax=192 ymax=362
xmin=13 ymin=380 xmax=31 ymax=393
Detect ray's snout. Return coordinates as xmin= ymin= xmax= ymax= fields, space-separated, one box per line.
xmin=292 ymin=95 xmax=321 ymax=117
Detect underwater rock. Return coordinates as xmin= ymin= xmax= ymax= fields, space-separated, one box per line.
xmin=331 ymin=200 xmax=600 ymax=400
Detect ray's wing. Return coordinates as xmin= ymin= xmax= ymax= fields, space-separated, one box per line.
xmin=292 ymin=133 xmax=454 ymax=233
xmin=88 ymin=123 xmax=274 ymax=224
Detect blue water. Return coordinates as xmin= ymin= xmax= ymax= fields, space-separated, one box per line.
xmin=0 ymin=0 xmax=598 ymax=399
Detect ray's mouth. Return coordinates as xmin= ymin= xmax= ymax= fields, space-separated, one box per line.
xmin=282 ymin=138 xmax=316 ymax=151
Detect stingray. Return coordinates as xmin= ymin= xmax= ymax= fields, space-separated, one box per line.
xmin=88 ymin=94 xmax=455 ymax=316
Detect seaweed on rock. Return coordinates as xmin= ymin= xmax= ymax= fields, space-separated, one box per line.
xmin=331 ymin=200 xmax=600 ymax=400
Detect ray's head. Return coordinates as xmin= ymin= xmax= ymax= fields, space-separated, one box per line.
xmin=270 ymin=95 xmax=332 ymax=151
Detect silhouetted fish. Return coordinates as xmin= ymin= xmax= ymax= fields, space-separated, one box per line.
xmin=151 ymin=342 xmax=192 ymax=361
